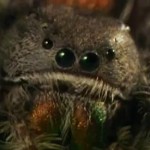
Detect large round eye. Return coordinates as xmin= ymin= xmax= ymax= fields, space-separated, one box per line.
xmin=42 ymin=38 xmax=53 ymax=49
xmin=79 ymin=52 xmax=100 ymax=72
xmin=105 ymin=48 xmax=115 ymax=60
xmin=55 ymin=48 xmax=76 ymax=68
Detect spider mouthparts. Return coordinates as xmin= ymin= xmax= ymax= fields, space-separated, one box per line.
xmin=53 ymin=80 xmax=70 ymax=93
xmin=2 ymin=72 xmax=124 ymax=103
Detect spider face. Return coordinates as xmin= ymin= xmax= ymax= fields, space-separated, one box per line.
xmin=1 ymin=5 xmax=140 ymax=97
xmin=0 ymin=4 xmax=144 ymax=150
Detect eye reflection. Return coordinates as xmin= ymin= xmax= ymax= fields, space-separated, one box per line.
xmin=105 ymin=48 xmax=115 ymax=60
xmin=79 ymin=52 xmax=100 ymax=72
xmin=55 ymin=48 xmax=76 ymax=68
xmin=42 ymin=38 xmax=53 ymax=49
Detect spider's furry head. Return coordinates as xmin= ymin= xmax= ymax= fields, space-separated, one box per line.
xmin=1 ymin=4 xmax=140 ymax=100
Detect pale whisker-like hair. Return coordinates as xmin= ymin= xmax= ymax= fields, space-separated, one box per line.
xmin=3 ymin=72 xmax=123 ymax=101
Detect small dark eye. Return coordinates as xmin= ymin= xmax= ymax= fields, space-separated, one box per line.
xmin=79 ymin=52 xmax=100 ymax=72
xmin=55 ymin=48 xmax=75 ymax=68
xmin=105 ymin=48 xmax=115 ymax=60
xmin=42 ymin=38 xmax=53 ymax=49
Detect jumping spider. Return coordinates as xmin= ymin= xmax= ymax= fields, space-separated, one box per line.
xmin=0 ymin=3 xmax=150 ymax=150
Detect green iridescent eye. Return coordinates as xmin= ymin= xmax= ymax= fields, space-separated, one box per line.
xmin=55 ymin=48 xmax=76 ymax=68
xmin=79 ymin=52 xmax=100 ymax=72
